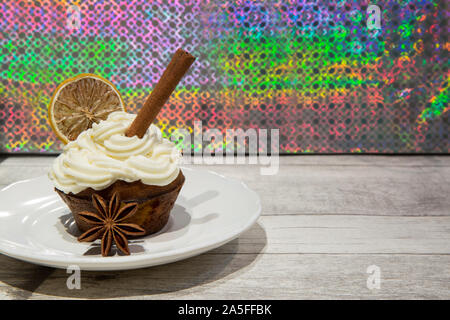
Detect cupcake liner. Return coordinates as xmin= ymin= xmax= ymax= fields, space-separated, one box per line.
xmin=56 ymin=172 xmax=185 ymax=236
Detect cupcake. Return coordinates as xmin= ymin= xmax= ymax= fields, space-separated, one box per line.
xmin=48 ymin=49 xmax=195 ymax=256
xmin=49 ymin=111 xmax=185 ymax=238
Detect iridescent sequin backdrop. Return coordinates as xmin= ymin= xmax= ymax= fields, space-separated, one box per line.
xmin=0 ymin=0 xmax=448 ymax=153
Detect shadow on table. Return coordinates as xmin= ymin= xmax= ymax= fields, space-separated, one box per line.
xmin=0 ymin=222 xmax=267 ymax=299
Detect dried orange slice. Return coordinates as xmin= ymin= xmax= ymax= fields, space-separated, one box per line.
xmin=48 ymin=74 xmax=125 ymax=144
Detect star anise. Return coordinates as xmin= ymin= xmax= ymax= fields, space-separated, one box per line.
xmin=77 ymin=192 xmax=145 ymax=257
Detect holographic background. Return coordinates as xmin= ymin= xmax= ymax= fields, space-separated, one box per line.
xmin=0 ymin=0 xmax=448 ymax=153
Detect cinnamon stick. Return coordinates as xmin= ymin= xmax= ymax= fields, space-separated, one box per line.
xmin=125 ymin=48 xmax=195 ymax=138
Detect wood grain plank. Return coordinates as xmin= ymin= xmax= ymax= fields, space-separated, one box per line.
xmin=0 ymin=254 xmax=54 ymax=300
xmin=26 ymin=252 xmax=450 ymax=299
xmin=1 ymin=215 xmax=449 ymax=299
xmin=2 ymin=155 xmax=449 ymax=167
xmin=0 ymin=166 xmax=49 ymax=187
xmin=214 ymin=216 xmax=450 ymax=254
xmin=0 ymin=155 xmax=449 ymax=299
xmin=1 ymin=156 xmax=449 ymax=216
xmin=0 ymin=156 xmax=55 ymax=167
xmin=200 ymin=163 xmax=450 ymax=216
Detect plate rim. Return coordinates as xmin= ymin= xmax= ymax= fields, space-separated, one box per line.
xmin=0 ymin=167 xmax=261 ymax=270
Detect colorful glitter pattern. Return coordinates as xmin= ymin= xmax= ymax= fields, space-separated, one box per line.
xmin=0 ymin=0 xmax=448 ymax=153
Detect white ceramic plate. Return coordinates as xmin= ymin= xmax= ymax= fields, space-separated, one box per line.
xmin=0 ymin=168 xmax=261 ymax=271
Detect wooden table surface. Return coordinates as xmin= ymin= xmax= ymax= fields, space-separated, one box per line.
xmin=0 ymin=155 xmax=449 ymax=299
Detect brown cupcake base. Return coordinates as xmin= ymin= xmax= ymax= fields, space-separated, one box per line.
xmin=56 ymin=171 xmax=185 ymax=236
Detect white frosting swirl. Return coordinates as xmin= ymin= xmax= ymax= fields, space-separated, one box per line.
xmin=49 ymin=111 xmax=181 ymax=194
